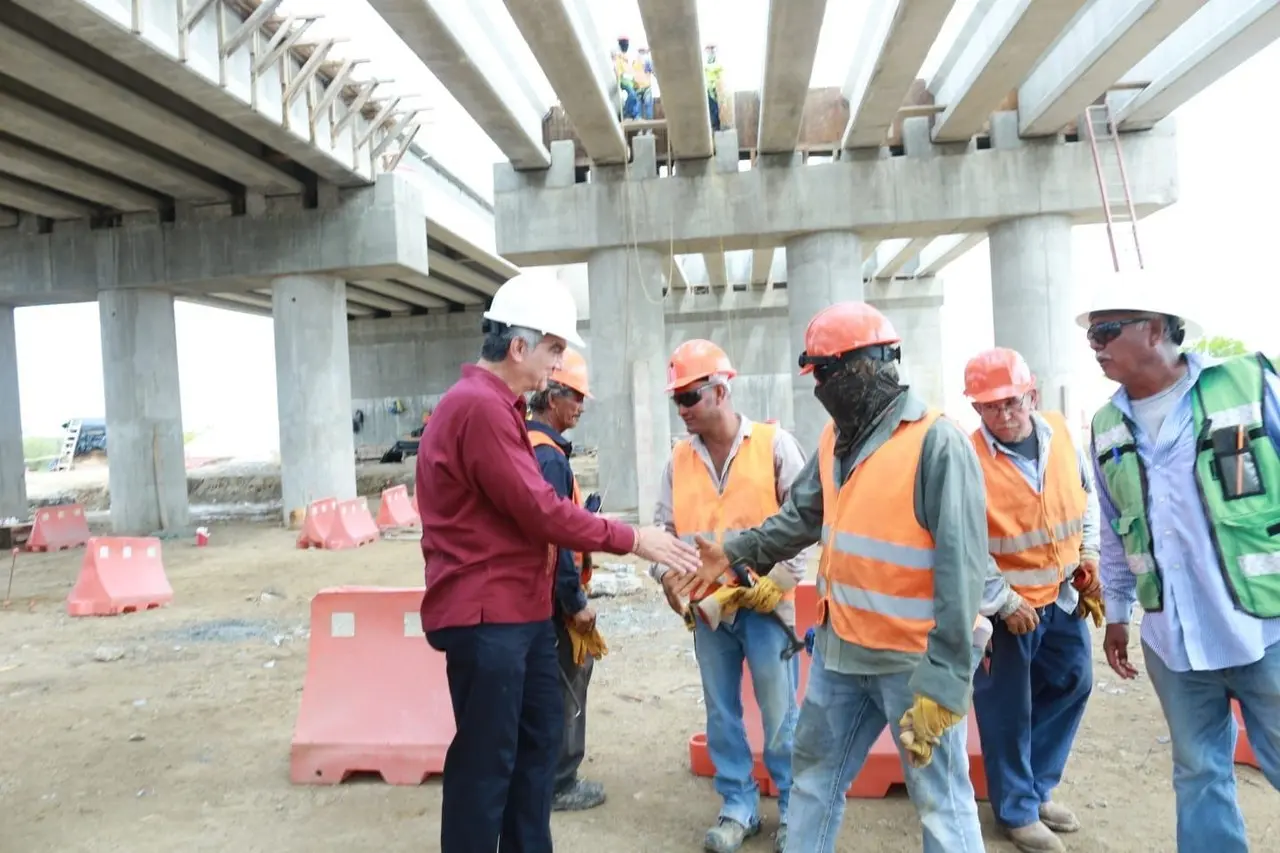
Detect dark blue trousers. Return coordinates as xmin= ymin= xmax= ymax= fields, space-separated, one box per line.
xmin=427 ymin=620 xmax=563 ymax=853
xmin=972 ymin=603 xmax=1093 ymax=828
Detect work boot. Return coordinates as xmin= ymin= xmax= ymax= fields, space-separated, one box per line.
xmin=1039 ymin=800 xmax=1081 ymax=833
xmin=551 ymin=779 xmax=606 ymax=811
xmin=773 ymin=823 xmax=787 ymax=853
xmin=1004 ymin=821 xmax=1067 ymax=853
xmin=704 ymin=817 xmax=760 ymax=853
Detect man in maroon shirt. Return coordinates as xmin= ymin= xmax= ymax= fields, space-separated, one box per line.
xmin=417 ymin=272 xmax=700 ymax=853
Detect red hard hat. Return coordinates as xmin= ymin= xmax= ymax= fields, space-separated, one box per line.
xmin=798 ymin=302 xmax=900 ymax=375
xmin=964 ymin=347 xmax=1035 ymax=403
xmin=550 ymin=348 xmax=591 ymax=398
xmin=666 ymin=339 xmax=735 ymax=391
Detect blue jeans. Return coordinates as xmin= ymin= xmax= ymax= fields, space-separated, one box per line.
xmin=785 ymin=646 xmax=984 ymax=853
xmin=636 ymin=88 xmax=654 ymax=120
xmin=694 ymin=610 xmax=799 ymax=828
xmin=427 ymin=621 xmax=562 ymax=853
xmin=1144 ymin=639 xmax=1280 ymax=852
xmin=972 ymin=604 xmax=1093 ymax=828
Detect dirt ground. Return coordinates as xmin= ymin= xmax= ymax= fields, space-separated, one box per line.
xmin=0 ymin=521 xmax=1275 ymax=853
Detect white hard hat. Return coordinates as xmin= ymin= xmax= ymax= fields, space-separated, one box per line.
xmin=483 ymin=271 xmax=585 ymax=348
xmin=1074 ymin=269 xmax=1203 ymax=341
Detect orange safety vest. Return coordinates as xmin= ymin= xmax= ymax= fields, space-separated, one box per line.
xmin=671 ymin=422 xmax=788 ymax=603
xmin=972 ymin=411 xmax=1087 ymax=608
xmin=816 ymin=411 xmax=941 ymax=654
xmin=528 ymin=430 xmax=592 ymax=587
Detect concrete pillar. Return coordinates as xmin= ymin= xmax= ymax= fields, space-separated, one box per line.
xmin=871 ymin=277 xmax=946 ymax=410
xmin=99 ymin=290 xmax=190 ymax=534
xmin=988 ymin=214 xmax=1079 ymax=417
xmin=0 ymin=306 xmax=27 ymax=520
xmin=784 ymin=230 xmax=863 ymax=452
xmin=585 ymin=246 xmax=669 ymax=523
xmin=272 ymin=275 xmax=357 ymax=522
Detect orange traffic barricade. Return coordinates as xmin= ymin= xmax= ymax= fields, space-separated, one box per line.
xmin=688 ymin=579 xmax=988 ymax=799
xmin=1233 ymin=700 xmax=1259 ymax=769
xmin=375 ymin=484 xmax=420 ymax=530
xmin=66 ymin=537 xmax=173 ymax=616
xmin=290 ymin=586 xmax=453 ymax=785
xmin=296 ymin=498 xmax=338 ymax=549
xmin=324 ymin=498 xmax=380 ymax=549
xmin=27 ymin=503 xmax=91 ymax=552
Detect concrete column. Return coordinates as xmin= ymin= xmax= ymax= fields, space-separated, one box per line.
xmin=99 ymin=290 xmax=190 ymax=534
xmin=988 ymin=214 xmax=1080 ymax=417
xmin=871 ymin=277 xmax=946 ymax=410
xmin=784 ymin=230 xmax=864 ymax=453
xmin=585 ymin=246 xmax=669 ymax=523
xmin=0 ymin=306 xmax=27 ymax=520
xmin=272 ymin=275 xmax=357 ymax=522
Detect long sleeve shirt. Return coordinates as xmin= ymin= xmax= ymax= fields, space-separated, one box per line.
xmin=650 ymin=416 xmax=810 ymax=626
xmin=974 ymin=412 xmax=1101 ymax=617
xmin=528 ymin=420 xmax=589 ymax=617
xmin=417 ymin=365 xmax=636 ymax=632
xmin=720 ymin=393 xmax=988 ymax=715
xmin=1096 ymin=353 xmax=1280 ymax=672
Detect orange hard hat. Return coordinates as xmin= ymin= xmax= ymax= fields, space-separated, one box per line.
xmin=964 ymin=347 xmax=1035 ymax=403
xmin=666 ymin=339 xmax=736 ymax=391
xmin=798 ymin=302 xmax=900 ymax=375
xmin=550 ymin=347 xmax=591 ymax=398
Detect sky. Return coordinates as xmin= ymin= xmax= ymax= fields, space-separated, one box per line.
xmin=9 ymin=0 xmax=1279 ymax=446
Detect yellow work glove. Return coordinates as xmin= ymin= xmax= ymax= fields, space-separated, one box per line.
xmin=567 ymin=623 xmax=609 ymax=666
xmin=897 ymin=695 xmax=964 ymax=769
xmin=681 ymin=608 xmax=696 ymax=632
xmin=1078 ymin=593 xmax=1104 ymax=629
xmin=740 ymin=575 xmax=785 ymax=614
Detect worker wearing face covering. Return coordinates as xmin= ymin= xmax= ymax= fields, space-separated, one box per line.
xmin=682 ymin=302 xmax=988 ymax=853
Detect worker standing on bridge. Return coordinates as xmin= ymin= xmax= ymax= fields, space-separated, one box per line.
xmin=416 ymin=271 xmax=700 ymax=853
xmin=963 ymin=347 xmax=1101 ymax=853
xmin=526 ymin=347 xmax=609 ymax=813
xmin=650 ymin=339 xmax=807 ymax=853
xmin=1082 ymin=273 xmax=1280 ymax=853
xmin=677 ymin=303 xmax=987 ymax=853
xmin=634 ymin=47 xmax=655 ymax=120
xmin=614 ymin=35 xmax=638 ymax=120
xmin=704 ymin=44 xmax=723 ymax=131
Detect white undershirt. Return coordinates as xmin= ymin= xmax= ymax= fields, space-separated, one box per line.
xmin=1130 ymin=369 xmax=1193 ymax=440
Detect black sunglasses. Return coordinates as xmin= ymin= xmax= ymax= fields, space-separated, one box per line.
xmin=1086 ymin=318 xmax=1150 ymax=347
xmin=798 ymin=344 xmax=899 ymax=383
xmin=671 ymin=384 xmax=712 ymax=408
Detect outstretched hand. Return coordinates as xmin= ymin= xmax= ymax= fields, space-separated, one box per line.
xmin=669 ymin=535 xmax=731 ymax=598
xmin=632 ymin=526 xmax=700 ymax=575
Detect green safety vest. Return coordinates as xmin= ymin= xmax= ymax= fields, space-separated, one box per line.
xmin=1091 ymin=354 xmax=1280 ymax=618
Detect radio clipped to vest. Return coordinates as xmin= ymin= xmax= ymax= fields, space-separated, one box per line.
xmin=1207 ymin=423 xmax=1265 ymax=502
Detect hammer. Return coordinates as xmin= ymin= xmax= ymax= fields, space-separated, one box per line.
xmin=728 ymin=561 xmax=805 ymax=661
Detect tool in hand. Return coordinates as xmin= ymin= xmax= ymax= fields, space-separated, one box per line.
xmin=558 ymin=664 xmax=583 ymax=718
xmin=728 ymin=561 xmax=805 ymax=661
xmin=3 ymin=548 xmax=17 ymax=607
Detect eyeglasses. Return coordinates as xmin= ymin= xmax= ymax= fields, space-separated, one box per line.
xmin=976 ymin=396 xmax=1029 ymax=416
xmin=797 ymin=344 xmax=900 ymax=383
xmin=1087 ymin=318 xmax=1149 ymax=347
xmin=671 ymin=384 xmax=711 ymax=408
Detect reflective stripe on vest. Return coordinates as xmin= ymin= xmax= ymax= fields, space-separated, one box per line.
xmin=528 ymin=429 xmax=590 ymax=586
xmin=972 ymin=411 xmax=1087 ymax=608
xmin=671 ymin=422 xmax=782 ymax=601
xmin=817 ymin=411 xmax=941 ymax=654
xmin=1092 ymin=354 xmax=1280 ymax=618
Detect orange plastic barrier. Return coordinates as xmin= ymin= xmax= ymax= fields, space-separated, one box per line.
xmin=324 ymin=498 xmax=380 ymax=549
xmin=375 ymin=484 xmax=420 ymax=530
xmin=1233 ymin=700 xmax=1259 ymax=769
xmin=66 ymin=537 xmax=173 ymax=617
xmin=290 ymin=586 xmax=453 ymax=785
xmin=296 ymin=498 xmax=339 ymax=549
xmin=27 ymin=503 xmax=91 ymax=552
xmin=688 ymin=579 xmax=988 ymax=799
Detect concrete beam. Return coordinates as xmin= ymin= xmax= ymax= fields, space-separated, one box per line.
xmin=494 ymin=125 xmax=1179 ymax=264
xmin=503 ymin=0 xmax=627 ymax=164
xmin=345 ymin=283 xmax=415 ymax=314
xmin=0 ymin=92 xmax=229 ymax=202
xmin=352 ymin=279 xmax=449 ymax=310
xmin=0 ymin=174 xmax=430 ymax=304
xmin=842 ymin=0 xmax=957 ymax=150
xmin=12 ymin=0 xmax=378 ymax=185
xmin=916 ymin=232 xmax=987 ymax=275
xmin=930 ymin=0 xmax=1092 ymax=143
xmin=0 ymin=305 xmax=25 ymax=519
xmin=0 ymin=207 xmax=18 ymax=228
xmin=758 ymin=0 xmax=830 ymax=154
xmin=1114 ymin=0 xmax=1280 ymax=130
xmin=871 ymin=236 xmax=931 ymax=279
xmin=0 ymin=174 xmax=98 ymax=220
xmin=427 ymin=250 xmax=501 ymax=298
xmin=637 ymin=0 xmax=714 ymax=159
xmin=0 ymin=138 xmax=162 ymax=213
xmin=369 ymin=0 xmax=551 ymax=170
xmin=0 ymin=21 xmax=300 ymax=194
xmin=1018 ymin=0 xmax=1203 ymax=137
xmin=397 ymin=272 xmax=487 ymax=306
xmin=178 ymin=294 xmax=273 ymax=317
xmin=703 ymin=252 xmax=729 ymax=288
xmin=750 ymin=248 xmax=775 ymax=287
